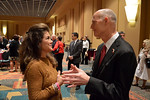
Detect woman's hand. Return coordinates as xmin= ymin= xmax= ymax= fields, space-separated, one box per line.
xmin=57 ymin=71 xmax=63 ymax=86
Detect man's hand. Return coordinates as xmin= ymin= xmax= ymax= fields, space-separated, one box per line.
xmin=62 ymin=64 xmax=90 ymax=87
xmin=68 ymin=56 xmax=73 ymax=60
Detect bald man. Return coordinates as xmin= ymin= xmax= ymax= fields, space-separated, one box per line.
xmin=62 ymin=9 xmax=137 ymax=100
xmin=52 ymin=35 xmax=57 ymax=48
xmin=51 ymin=34 xmax=57 ymax=54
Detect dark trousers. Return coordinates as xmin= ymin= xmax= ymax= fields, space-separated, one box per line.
xmin=81 ymin=48 xmax=88 ymax=64
xmin=68 ymin=60 xmax=79 ymax=70
xmin=68 ymin=60 xmax=80 ymax=88
xmin=55 ymin=53 xmax=64 ymax=73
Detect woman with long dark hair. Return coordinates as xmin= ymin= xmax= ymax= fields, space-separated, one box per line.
xmin=19 ymin=23 xmax=63 ymax=100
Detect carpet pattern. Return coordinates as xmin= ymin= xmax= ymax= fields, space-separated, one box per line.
xmin=0 ymin=58 xmax=150 ymax=100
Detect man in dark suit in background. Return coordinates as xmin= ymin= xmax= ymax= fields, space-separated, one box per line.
xmin=66 ymin=32 xmax=82 ymax=90
xmin=62 ymin=9 xmax=137 ymax=100
xmin=119 ymin=31 xmax=125 ymax=39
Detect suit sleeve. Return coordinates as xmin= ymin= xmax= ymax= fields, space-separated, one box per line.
xmin=85 ymin=51 xmax=137 ymax=99
xmin=66 ymin=43 xmax=71 ymax=61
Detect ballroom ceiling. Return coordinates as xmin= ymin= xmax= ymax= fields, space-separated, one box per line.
xmin=0 ymin=0 xmax=57 ymax=17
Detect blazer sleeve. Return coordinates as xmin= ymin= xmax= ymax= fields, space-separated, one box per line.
xmin=26 ymin=63 xmax=58 ymax=100
xmin=85 ymin=50 xmax=137 ymax=99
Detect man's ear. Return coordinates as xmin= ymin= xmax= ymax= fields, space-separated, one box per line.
xmin=104 ymin=17 xmax=108 ymax=23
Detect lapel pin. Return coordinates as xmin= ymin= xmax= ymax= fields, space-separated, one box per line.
xmin=112 ymin=49 xmax=115 ymax=53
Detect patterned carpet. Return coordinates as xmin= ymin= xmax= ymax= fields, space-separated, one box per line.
xmin=0 ymin=57 xmax=150 ymax=100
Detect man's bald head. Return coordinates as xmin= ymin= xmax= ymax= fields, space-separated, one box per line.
xmin=95 ymin=9 xmax=117 ymax=24
xmin=52 ymin=34 xmax=56 ymax=41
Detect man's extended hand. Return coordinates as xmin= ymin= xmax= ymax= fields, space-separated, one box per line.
xmin=62 ymin=64 xmax=90 ymax=87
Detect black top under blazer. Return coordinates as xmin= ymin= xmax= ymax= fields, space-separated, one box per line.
xmin=85 ymin=36 xmax=137 ymax=100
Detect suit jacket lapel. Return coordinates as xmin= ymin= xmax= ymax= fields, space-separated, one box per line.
xmin=72 ymin=40 xmax=78 ymax=51
xmin=96 ymin=37 xmax=121 ymax=74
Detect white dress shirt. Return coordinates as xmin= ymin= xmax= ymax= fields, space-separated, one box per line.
xmin=105 ymin=32 xmax=119 ymax=53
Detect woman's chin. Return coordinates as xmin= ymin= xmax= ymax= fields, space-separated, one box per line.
xmin=49 ymin=48 xmax=53 ymax=52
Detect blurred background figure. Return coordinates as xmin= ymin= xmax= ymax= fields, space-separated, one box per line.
xmin=53 ymin=36 xmax=64 ymax=73
xmin=6 ymin=44 xmax=10 ymax=52
xmin=85 ymin=35 xmax=91 ymax=49
xmin=133 ymin=39 xmax=150 ymax=89
xmin=0 ymin=36 xmax=3 ymax=49
xmin=80 ymin=36 xmax=84 ymax=42
xmin=81 ymin=36 xmax=89 ymax=65
xmin=2 ymin=36 xmax=8 ymax=50
xmin=118 ymin=31 xmax=125 ymax=39
xmin=9 ymin=35 xmax=20 ymax=72
xmin=8 ymin=39 xmax=12 ymax=44
xmin=0 ymin=36 xmax=8 ymax=49
xmin=51 ymin=34 xmax=57 ymax=55
xmin=66 ymin=32 xmax=82 ymax=90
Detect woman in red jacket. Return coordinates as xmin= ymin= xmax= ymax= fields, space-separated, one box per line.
xmin=53 ymin=36 xmax=64 ymax=73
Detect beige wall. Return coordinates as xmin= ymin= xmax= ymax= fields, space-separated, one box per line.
xmin=0 ymin=16 xmax=46 ymax=39
xmin=52 ymin=0 xmax=142 ymax=55
xmin=0 ymin=21 xmax=43 ymax=39
xmin=52 ymin=0 xmax=103 ymax=48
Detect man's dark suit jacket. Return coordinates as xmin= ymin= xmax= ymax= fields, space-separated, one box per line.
xmin=67 ymin=39 xmax=82 ymax=64
xmin=85 ymin=36 xmax=137 ymax=100
xmin=52 ymin=39 xmax=57 ymax=54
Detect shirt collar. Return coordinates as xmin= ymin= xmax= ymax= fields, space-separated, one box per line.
xmin=74 ymin=39 xmax=78 ymax=43
xmin=105 ymin=32 xmax=119 ymax=52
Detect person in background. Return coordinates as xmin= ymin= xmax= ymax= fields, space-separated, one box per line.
xmin=62 ymin=9 xmax=137 ymax=100
xmin=6 ymin=44 xmax=10 ymax=52
xmin=118 ymin=31 xmax=125 ymax=39
xmin=85 ymin=35 xmax=92 ymax=49
xmin=81 ymin=36 xmax=89 ymax=65
xmin=52 ymin=34 xmax=57 ymax=55
xmin=0 ymin=36 xmax=3 ymax=49
xmin=19 ymin=23 xmax=63 ymax=100
xmin=53 ymin=36 xmax=64 ymax=73
xmin=2 ymin=36 xmax=8 ymax=50
xmin=80 ymin=36 xmax=84 ymax=42
xmin=66 ymin=32 xmax=82 ymax=90
xmin=132 ymin=39 xmax=150 ymax=89
xmin=8 ymin=39 xmax=12 ymax=44
xmin=0 ymin=36 xmax=8 ymax=49
xmin=18 ymin=35 xmax=23 ymax=45
xmin=9 ymin=35 xmax=20 ymax=72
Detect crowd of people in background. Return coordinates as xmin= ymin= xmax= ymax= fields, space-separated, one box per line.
xmin=0 ymin=32 xmax=93 ymax=74
xmin=0 ymin=34 xmax=23 ymax=72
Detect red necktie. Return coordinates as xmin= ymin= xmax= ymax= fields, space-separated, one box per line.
xmin=99 ymin=45 xmax=107 ymax=66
